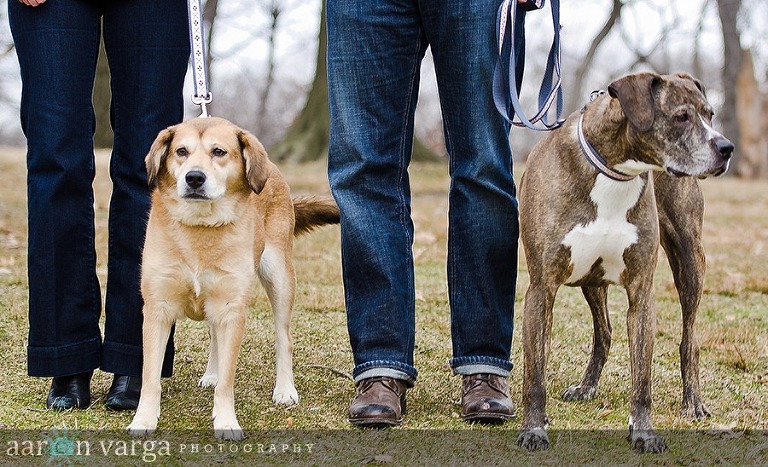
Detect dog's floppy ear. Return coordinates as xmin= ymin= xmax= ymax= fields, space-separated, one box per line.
xmin=145 ymin=126 xmax=175 ymax=187
xmin=238 ymin=130 xmax=270 ymax=194
xmin=607 ymin=72 xmax=662 ymax=132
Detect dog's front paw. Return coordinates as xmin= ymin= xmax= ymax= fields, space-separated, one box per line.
xmin=682 ymin=396 xmax=711 ymax=420
xmin=517 ymin=428 xmax=550 ymax=451
xmin=198 ymin=373 xmax=218 ymax=388
xmin=629 ymin=430 xmax=667 ymax=453
xmin=215 ymin=426 xmax=245 ymax=441
xmin=272 ymin=385 xmax=299 ymax=406
xmin=127 ymin=418 xmax=158 ymax=437
xmin=562 ymin=384 xmax=598 ymax=401
xmin=214 ymin=418 xmax=245 ymax=441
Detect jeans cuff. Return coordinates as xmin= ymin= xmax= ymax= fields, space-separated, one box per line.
xmin=353 ymin=360 xmax=417 ymax=387
xmin=101 ymin=340 xmax=174 ymax=378
xmin=27 ymin=337 xmax=101 ymax=377
xmin=449 ymin=356 xmax=513 ymax=377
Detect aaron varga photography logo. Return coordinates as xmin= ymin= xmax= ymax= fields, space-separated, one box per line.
xmin=6 ymin=428 xmax=315 ymax=464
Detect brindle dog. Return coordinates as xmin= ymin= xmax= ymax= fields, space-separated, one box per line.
xmin=516 ymin=73 xmax=733 ymax=453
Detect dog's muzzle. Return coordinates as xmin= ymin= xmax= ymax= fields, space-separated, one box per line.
xmin=669 ymin=135 xmax=734 ymax=179
xmin=709 ymin=136 xmax=734 ymax=177
xmin=714 ymin=136 xmax=734 ymax=161
xmin=183 ymin=170 xmax=209 ymax=200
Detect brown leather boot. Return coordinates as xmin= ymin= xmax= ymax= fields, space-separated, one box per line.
xmin=460 ymin=373 xmax=515 ymax=424
xmin=348 ymin=377 xmax=407 ymax=427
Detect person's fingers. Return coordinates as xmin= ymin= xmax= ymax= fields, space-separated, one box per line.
xmin=21 ymin=0 xmax=48 ymax=7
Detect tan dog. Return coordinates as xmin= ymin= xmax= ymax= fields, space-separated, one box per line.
xmin=517 ymin=73 xmax=733 ymax=453
xmin=126 ymin=117 xmax=339 ymax=440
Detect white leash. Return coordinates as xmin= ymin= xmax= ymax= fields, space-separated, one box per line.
xmin=187 ymin=0 xmax=212 ymax=117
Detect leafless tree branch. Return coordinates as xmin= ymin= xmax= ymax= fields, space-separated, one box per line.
xmin=569 ymin=0 xmax=626 ymax=106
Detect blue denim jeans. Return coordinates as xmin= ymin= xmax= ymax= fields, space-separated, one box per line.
xmin=9 ymin=0 xmax=189 ymax=377
xmin=327 ymin=0 xmax=519 ymax=386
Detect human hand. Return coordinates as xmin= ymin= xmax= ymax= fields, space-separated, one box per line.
xmin=18 ymin=0 xmax=47 ymax=7
xmin=517 ymin=0 xmax=545 ymax=9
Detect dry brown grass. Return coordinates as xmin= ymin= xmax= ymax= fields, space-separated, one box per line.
xmin=0 ymin=147 xmax=766 ymax=464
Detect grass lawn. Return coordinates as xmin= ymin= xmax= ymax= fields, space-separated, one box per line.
xmin=0 ymin=147 xmax=766 ymax=465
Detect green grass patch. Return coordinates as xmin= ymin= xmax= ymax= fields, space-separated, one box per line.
xmin=0 ymin=149 xmax=766 ymax=464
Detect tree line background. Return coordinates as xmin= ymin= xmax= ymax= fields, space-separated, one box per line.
xmin=0 ymin=0 xmax=766 ymax=177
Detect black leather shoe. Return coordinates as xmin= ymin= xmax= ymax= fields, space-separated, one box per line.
xmin=46 ymin=371 xmax=93 ymax=410
xmin=460 ymin=373 xmax=515 ymax=424
xmin=348 ymin=377 xmax=407 ymax=428
xmin=105 ymin=375 xmax=141 ymax=411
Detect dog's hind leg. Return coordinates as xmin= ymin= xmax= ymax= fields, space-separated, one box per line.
xmin=563 ymin=285 xmax=611 ymax=401
xmin=259 ymin=243 xmax=300 ymax=406
xmin=199 ymin=325 xmax=219 ymax=388
xmin=127 ymin=306 xmax=174 ymax=436
xmin=655 ymin=175 xmax=710 ymax=419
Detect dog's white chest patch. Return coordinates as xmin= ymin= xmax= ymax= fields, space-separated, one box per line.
xmin=562 ymin=175 xmax=644 ymax=284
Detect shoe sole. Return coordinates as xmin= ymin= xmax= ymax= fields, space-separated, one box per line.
xmin=461 ymin=412 xmax=515 ymax=424
xmin=47 ymin=397 xmax=88 ymax=411
xmin=105 ymin=401 xmax=138 ymax=411
xmin=348 ymin=417 xmax=403 ymax=428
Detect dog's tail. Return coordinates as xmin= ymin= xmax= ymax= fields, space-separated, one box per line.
xmin=292 ymin=195 xmax=340 ymax=235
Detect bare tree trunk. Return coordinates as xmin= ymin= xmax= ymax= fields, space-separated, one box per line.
xmin=268 ymin=0 xmax=328 ymax=163
xmin=256 ymin=1 xmax=280 ymax=135
xmin=716 ymin=0 xmax=742 ymax=176
xmin=735 ymin=49 xmax=768 ymax=178
xmin=691 ymin=0 xmax=712 ymax=80
xmin=93 ymin=31 xmax=113 ymax=149
xmin=568 ymin=0 xmax=624 ymax=109
xmin=270 ymin=0 xmax=438 ymax=163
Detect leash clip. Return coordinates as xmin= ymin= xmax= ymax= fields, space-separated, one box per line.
xmin=191 ymin=92 xmax=213 ymax=118
xmin=589 ymin=89 xmax=607 ymax=102
xmin=581 ymin=89 xmax=607 ymax=113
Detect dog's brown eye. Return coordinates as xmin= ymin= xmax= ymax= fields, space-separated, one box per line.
xmin=176 ymin=147 xmax=188 ymax=157
xmin=212 ymin=147 xmax=227 ymax=158
xmin=674 ymin=112 xmax=690 ymax=123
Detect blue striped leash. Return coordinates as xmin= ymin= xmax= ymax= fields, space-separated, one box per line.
xmin=493 ymin=0 xmax=564 ymax=131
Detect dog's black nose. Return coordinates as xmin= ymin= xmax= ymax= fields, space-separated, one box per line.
xmin=185 ymin=170 xmax=206 ymax=189
xmin=715 ymin=137 xmax=734 ymax=160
